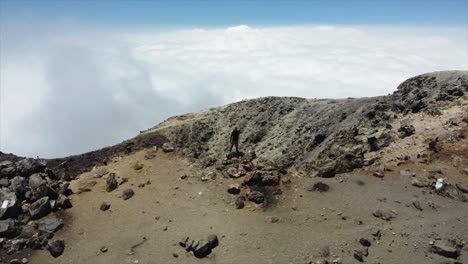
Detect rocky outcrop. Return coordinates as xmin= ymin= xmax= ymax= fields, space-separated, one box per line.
xmin=145 ymin=71 xmax=467 ymax=176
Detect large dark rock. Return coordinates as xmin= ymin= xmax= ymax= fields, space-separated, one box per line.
xmin=0 ymin=189 xmax=21 ymax=220
xmin=15 ymin=158 xmax=46 ymax=176
xmin=192 ymin=234 xmax=219 ymax=258
xmin=48 ymin=239 xmax=65 ymax=257
xmin=29 ymin=197 xmax=52 ymax=220
xmin=9 ymin=177 xmax=27 ymax=197
xmin=28 ymin=174 xmax=44 ymax=190
xmin=38 ymin=216 xmax=64 ymax=233
xmin=106 ymin=173 xmax=118 ymax=192
xmin=0 ymin=219 xmax=20 ymax=238
xmin=430 ymin=241 xmax=460 ymax=259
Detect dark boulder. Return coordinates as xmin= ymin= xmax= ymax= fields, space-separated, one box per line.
xmin=0 ymin=189 xmax=21 ymax=220
xmin=9 ymin=177 xmax=27 ymax=197
xmin=0 ymin=219 xmax=20 ymax=238
xmin=15 ymin=158 xmax=46 ymax=176
xmin=28 ymin=174 xmax=44 ymax=190
xmin=430 ymin=241 xmax=460 ymax=259
xmin=192 ymin=234 xmax=219 ymax=258
xmin=48 ymin=239 xmax=65 ymax=257
xmin=38 ymin=216 xmax=64 ymax=233
xmin=106 ymin=173 xmax=118 ymax=192
xmin=29 ymin=197 xmax=52 ymax=220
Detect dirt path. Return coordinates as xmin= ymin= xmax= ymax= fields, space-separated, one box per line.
xmin=30 ymin=150 xmax=468 ymax=264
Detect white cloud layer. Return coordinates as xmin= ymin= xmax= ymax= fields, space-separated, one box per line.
xmin=1 ymin=24 xmax=466 ymax=157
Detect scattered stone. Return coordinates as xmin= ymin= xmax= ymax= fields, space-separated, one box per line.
xmin=100 ymin=202 xmax=111 ymax=211
xmin=119 ymin=177 xmax=129 ymax=185
xmin=162 ymin=143 xmax=175 ymax=152
xmin=100 ymin=246 xmax=108 ymax=253
xmin=353 ymin=249 xmax=365 ymax=262
xmin=29 ymin=197 xmax=52 ymax=220
xmin=455 ymin=183 xmax=468 ymax=193
xmin=369 ymin=227 xmax=381 ymax=238
xmin=227 ymin=184 xmax=241 ymax=195
xmin=398 ymin=124 xmax=416 ymax=138
xmin=269 ymin=216 xmax=280 ymax=223
xmin=48 ymin=239 xmax=65 ymax=257
xmin=192 ymin=234 xmax=219 ymax=258
xmin=247 ymin=191 xmax=265 ymax=204
xmin=359 ymin=238 xmax=371 ymax=247
xmin=235 ymin=196 xmax=245 ymax=209
xmin=399 ymin=169 xmax=414 ymax=177
xmin=413 ymin=200 xmax=423 ymax=211
xmin=430 ymin=241 xmax=459 ymax=259
xmin=201 ymin=172 xmax=215 ymax=181
xmin=308 ymin=182 xmax=330 ymax=192
xmin=28 ymin=174 xmax=44 ymax=190
xmin=133 ymin=162 xmax=144 ymax=171
xmin=373 ymin=171 xmax=384 ymax=178
xmin=372 ymin=209 xmax=382 ymax=218
xmin=172 ymin=253 xmax=178 ymax=258
xmin=464 ymin=168 xmax=468 ymax=175
xmin=373 ymin=209 xmax=393 ymax=220
xmin=411 ymin=178 xmax=426 ymax=188
xmin=106 ymin=173 xmax=118 ymax=192
xmin=144 ymin=153 xmax=156 ymax=160
xmin=122 ymin=189 xmax=135 ymax=200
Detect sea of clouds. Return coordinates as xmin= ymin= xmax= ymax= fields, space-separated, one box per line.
xmin=1 ymin=24 xmax=466 ymax=157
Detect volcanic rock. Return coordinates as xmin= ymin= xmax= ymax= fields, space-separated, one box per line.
xmin=38 ymin=216 xmax=64 ymax=233
xmin=0 ymin=189 xmax=21 ymax=220
xmin=100 ymin=202 xmax=111 ymax=211
xmin=430 ymin=241 xmax=459 ymax=259
xmin=29 ymin=197 xmax=52 ymax=220
xmin=248 ymin=191 xmax=265 ymax=204
xmin=227 ymin=184 xmax=241 ymax=195
xmin=48 ymin=239 xmax=65 ymax=257
xmin=162 ymin=143 xmax=175 ymax=152
xmin=106 ymin=173 xmax=118 ymax=192
xmin=122 ymin=189 xmax=135 ymax=200
xmin=308 ymin=182 xmax=330 ymax=192
xmin=0 ymin=219 xmax=20 ymax=238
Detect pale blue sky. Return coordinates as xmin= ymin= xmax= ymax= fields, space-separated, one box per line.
xmin=1 ymin=0 xmax=467 ymax=27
